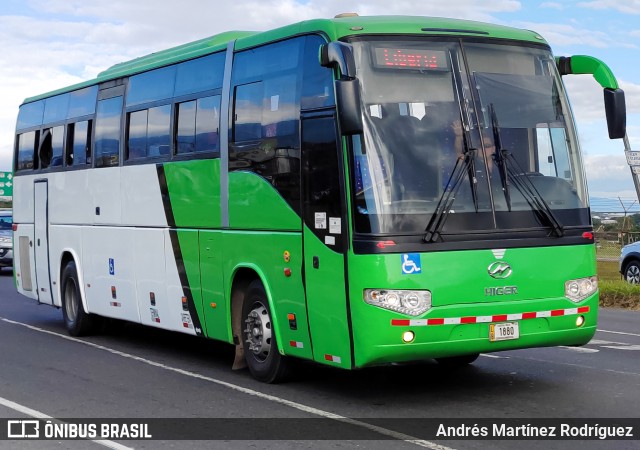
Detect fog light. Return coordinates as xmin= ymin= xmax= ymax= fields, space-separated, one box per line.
xmin=576 ymin=315 xmax=585 ymax=327
xmin=402 ymin=331 xmax=415 ymax=343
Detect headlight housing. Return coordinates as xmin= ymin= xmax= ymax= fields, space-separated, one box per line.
xmin=364 ymin=289 xmax=432 ymax=316
xmin=564 ymin=276 xmax=598 ymax=302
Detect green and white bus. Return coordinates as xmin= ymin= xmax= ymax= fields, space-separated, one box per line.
xmin=12 ymin=14 xmax=626 ymax=382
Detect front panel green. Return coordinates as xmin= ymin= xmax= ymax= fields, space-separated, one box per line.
xmin=228 ymin=172 xmax=301 ymax=231
xmin=303 ymin=228 xmax=352 ymax=369
xmin=347 ymin=244 xmax=597 ymax=367
xmin=199 ymin=231 xmax=229 ymax=342
xmin=221 ymin=231 xmax=313 ymax=360
xmin=164 ymin=159 xmax=221 ymax=228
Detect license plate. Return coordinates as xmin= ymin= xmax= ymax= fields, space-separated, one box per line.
xmin=490 ymin=322 xmax=519 ymax=342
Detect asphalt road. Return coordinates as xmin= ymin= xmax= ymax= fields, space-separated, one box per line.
xmin=0 ymin=268 xmax=638 ymax=449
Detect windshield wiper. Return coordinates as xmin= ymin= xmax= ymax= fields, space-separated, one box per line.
xmin=488 ymin=104 xmax=512 ymax=211
xmin=423 ymin=138 xmax=477 ymax=243
xmin=487 ymin=104 xmax=564 ymax=237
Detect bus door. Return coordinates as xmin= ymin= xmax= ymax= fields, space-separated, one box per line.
xmin=33 ymin=180 xmax=53 ymax=305
xmin=301 ymin=113 xmax=352 ymax=368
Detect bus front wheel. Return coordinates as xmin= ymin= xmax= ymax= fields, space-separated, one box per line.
xmin=241 ymin=280 xmax=289 ymax=383
xmin=61 ymin=261 xmax=100 ymax=337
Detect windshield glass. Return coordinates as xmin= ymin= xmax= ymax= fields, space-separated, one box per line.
xmin=350 ymin=38 xmax=588 ymax=235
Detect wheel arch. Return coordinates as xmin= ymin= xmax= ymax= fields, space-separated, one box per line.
xmin=59 ymin=249 xmax=89 ymax=314
xmin=228 ymin=264 xmax=284 ymax=356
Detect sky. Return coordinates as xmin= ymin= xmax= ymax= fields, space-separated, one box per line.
xmin=0 ymin=0 xmax=639 ymax=211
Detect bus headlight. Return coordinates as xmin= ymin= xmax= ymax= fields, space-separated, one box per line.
xmin=564 ymin=276 xmax=598 ymax=302
xmin=364 ymin=289 xmax=432 ymax=316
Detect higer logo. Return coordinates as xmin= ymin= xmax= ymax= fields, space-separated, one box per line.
xmin=488 ymin=261 xmax=512 ymax=279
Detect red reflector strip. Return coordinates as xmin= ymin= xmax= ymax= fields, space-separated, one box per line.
xmin=12 ymin=224 xmax=18 ymax=231
xmin=289 ymin=341 xmax=304 ymax=348
xmin=391 ymin=306 xmax=591 ymax=327
xmin=110 ymin=302 xmax=121 ymax=307
xmin=183 ymin=323 xmax=190 ymax=328
xmin=154 ymin=318 xmax=161 ymax=323
xmin=391 ymin=319 xmax=411 ymax=326
xmin=324 ymin=354 xmax=342 ymax=363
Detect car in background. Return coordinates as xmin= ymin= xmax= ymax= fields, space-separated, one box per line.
xmin=0 ymin=210 xmax=12 ymax=271
xmin=620 ymin=240 xmax=640 ymax=283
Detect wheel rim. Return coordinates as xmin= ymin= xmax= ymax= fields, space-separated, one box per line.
xmin=626 ymin=265 xmax=640 ymax=284
xmin=64 ymin=278 xmax=79 ymax=321
xmin=244 ymin=302 xmax=272 ymax=362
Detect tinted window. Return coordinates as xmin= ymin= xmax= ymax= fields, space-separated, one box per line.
xmin=128 ymin=110 xmax=147 ymax=160
xmin=175 ymin=53 xmax=225 ymax=96
xmin=50 ymin=125 xmax=64 ymax=167
xmin=44 ymin=94 xmax=70 ymax=124
xmin=95 ymin=96 xmax=123 ymax=167
xmin=68 ymin=86 xmax=98 ymax=119
xmin=233 ymin=39 xmax=301 ymax=81
xmin=176 ymin=101 xmax=196 ymax=153
xmin=127 ymin=105 xmax=171 ymax=159
xmin=147 ymin=105 xmax=171 ymax=157
xmin=234 ymin=82 xmax=263 ymax=142
xmin=176 ymin=95 xmax=220 ymax=155
xmin=16 ymin=131 xmax=37 ymax=171
xmin=127 ymin=65 xmax=177 ymax=106
xmin=195 ymin=96 xmax=220 ymax=153
xmin=17 ymin=102 xmax=44 ymax=130
xmin=67 ymin=120 xmax=91 ymax=166
xmin=301 ymin=35 xmax=335 ymax=109
xmin=230 ymin=37 xmax=304 ymax=214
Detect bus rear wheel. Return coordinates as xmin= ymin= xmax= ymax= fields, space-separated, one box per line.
xmin=241 ymin=280 xmax=289 ymax=383
xmin=61 ymin=261 xmax=100 ymax=337
xmin=435 ymin=353 xmax=480 ymax=368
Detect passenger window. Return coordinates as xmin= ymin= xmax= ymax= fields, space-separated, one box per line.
xmin=127 ymin=66 xmax=176 ymax=107
xmin=95 ymin=96 xmax=123 ymax=167
xmin=38 ymin=128 xmax=53 ymax=169
xmin=50 ymin=125 xmax=64 ymax=167
xmin=16 ymin=131 xmax=37 ymax=171
xmin=67 ymin=121 xmax=91 ymax=166
xmin=233 ymin=82 xmax=263 ymax=142
xmin=176 ymin=95 xmax=220 ymax=155
xmin=127 ymin=105 xmax=171 ymax=160
xmin=301 ymin=35 xmax=335 ymax=110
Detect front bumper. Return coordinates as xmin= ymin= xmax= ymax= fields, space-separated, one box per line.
xmin=0 ymin=247 xmax=13 ymax=267
xmin=353 ymin=294 xmax=597 ymax=367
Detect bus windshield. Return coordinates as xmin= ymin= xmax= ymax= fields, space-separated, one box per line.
xmin=350 ymin=38 xmax=588 ymax=236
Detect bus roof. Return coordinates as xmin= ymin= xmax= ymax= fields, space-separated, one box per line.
xmin=23 ymin=15 xmax=548 ymax=104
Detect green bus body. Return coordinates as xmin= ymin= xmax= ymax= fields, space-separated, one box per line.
xmin=14 ymin=15 xmax=623 ymax=380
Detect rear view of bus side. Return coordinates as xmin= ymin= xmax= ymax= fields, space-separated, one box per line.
xmin=12 ymin=15 xmax=626 ymax=382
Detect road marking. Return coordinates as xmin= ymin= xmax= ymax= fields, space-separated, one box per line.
xmin=601 ymin=345 xmax=640 ymax=351
xmin=0 ymin=395 xmax=132 ymax=450
xmin=558 ymin=346 xmax=599 ymax=353
xmin=480 ymin=354 xmax=509 ymax=359
xmin=597 ymin=329 xmax=640 ymax=338
xmin=0 ymin=317 xmax=453 ymax=450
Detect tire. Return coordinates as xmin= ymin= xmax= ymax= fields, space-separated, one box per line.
xmin=241 ymin=280 xmax=289 ymax=383
xmin=61 ymin=261 xmax=100 ymax=336
xmin=435 ymin=353 xmax=480 ymax=368
xmin=624 ymin=260 xmax=640 ymax=284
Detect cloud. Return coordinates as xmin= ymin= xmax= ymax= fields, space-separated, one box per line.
xmin=515 ymin=21 xmax=618 ymax=48
xmin=540 ymin=2 xmax=563 ymax=10
xmin=578 ymin=1 xmax=640 ymax=15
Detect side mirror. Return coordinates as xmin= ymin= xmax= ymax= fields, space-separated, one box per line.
xmin=335 ymin=79 xmax=363 ymax=135
xmin=556 ymin=55 xmax=627 ymax=140
xmin=604 ymin=88 xmax=626 ymax=139
xmin=320 ymin=42 xmax=362 ymax=135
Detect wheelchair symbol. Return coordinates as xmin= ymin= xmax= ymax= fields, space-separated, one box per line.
xmin=401 ymin=253 xmax=422 ymax=275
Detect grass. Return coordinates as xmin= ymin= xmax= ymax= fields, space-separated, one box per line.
xmin=597 ymin=260 xmax=640 ymax=310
